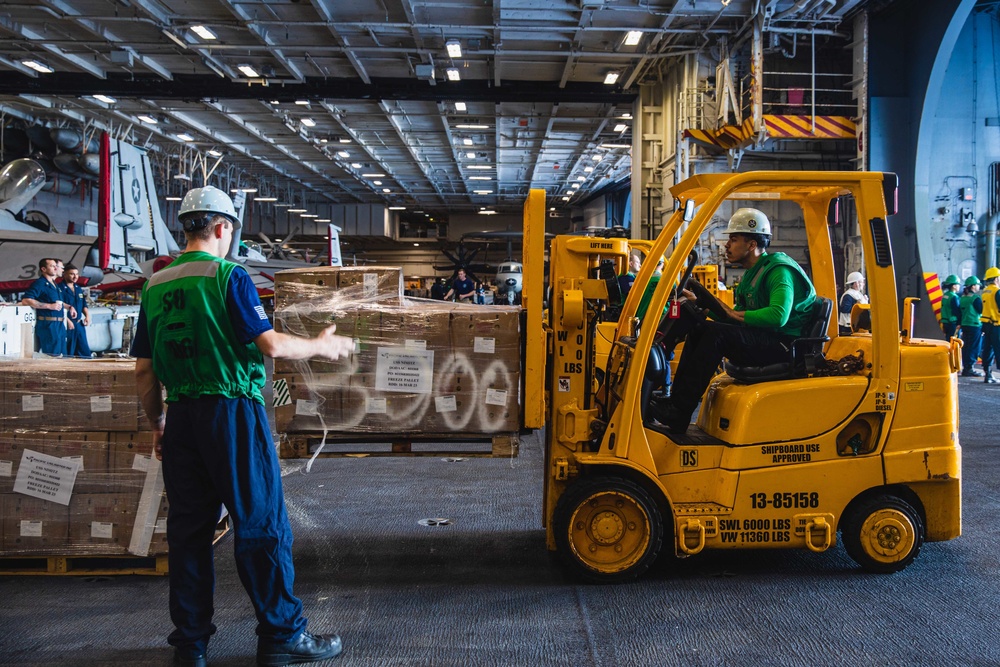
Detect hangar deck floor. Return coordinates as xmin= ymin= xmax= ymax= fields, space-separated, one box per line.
xmin=0 ymin=377 xmax=996 ymax=667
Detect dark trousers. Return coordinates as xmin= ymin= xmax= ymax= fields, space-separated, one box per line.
xmin=961 ymin=325 xmax=982 ymax=373
xmin=35 ymin=319 xmax=66 ymax=356
xmin=671 ymin=320 xmax=794 ymax=417
xmin=162 ymin=396 xmax=306 ymax=653
xmin=66 ymin=320 xmax=92 ymax=358
xmin=982 ymin=323 xmax=1000 ymax=374
xmin=942 ymin=321 xmax=958 ymax=339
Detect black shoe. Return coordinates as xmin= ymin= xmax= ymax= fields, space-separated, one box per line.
xmin=647 ymin=397 xmax=690 ymax=434
xmin=986 ymin=376 xmax=998 ymax=384
xmin=961 ymin=370 xmax=984 ymax=377
xmin=257 ymin=631 xmax=342 ymax=666
xmin=174 ymin=649 xmax=207 ymax=667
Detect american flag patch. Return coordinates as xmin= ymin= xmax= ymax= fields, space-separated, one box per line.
xmin=272 ymin=378 xmax=291 ymax=407
xmin=254 ymin=305 xmax=267 ymax=320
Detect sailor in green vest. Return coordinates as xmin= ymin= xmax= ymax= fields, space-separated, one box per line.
xmin=979 ymin=266 xmax=1000 ymax=383
xmin=959 ymin=275 xmax=984 ymax=377
xmin=132 ymin=186 xmax=353 ymax=667
xmin=649 ymin=208 xmax=816 ymax=432
xmin=940 ymin=274 xmax=962 ymax=339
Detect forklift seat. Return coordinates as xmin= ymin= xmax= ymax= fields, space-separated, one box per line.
xmin=723 ymin=297 xmax=833 ymax=384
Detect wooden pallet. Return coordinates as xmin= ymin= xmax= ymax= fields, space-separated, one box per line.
xmin=279 ymin=432 xmax=520 ymax=458
xmin=0 ymin=516 xmax=230 ymax=576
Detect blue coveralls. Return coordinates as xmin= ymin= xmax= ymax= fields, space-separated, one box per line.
xmin=132 ymin=266 xmax=306 ymax=655
xmin=23 ymin=276 xmax=66 ymax=356
xmin=60 ymin=281 xmax=92 ymax=358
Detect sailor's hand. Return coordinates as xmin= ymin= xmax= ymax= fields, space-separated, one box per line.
xmin=316 ymin=325 xmax=355 ymax=360
xmin=680 ymin=288 xmax=696 ymax=303
xmin=69 ymin=306 xmax=78 ymax=320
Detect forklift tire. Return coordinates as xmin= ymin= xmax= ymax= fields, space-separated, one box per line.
xmin=841 ymin=493 xmax=925 ymax=574
xmin=553 ymin=476 xmax=663 ymax=583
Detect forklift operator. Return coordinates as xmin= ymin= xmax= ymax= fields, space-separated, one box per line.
xmin=649 ymin=208 xmax=816 ymax=433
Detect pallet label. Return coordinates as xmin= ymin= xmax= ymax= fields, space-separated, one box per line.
xmin=14 ymin=449 xmax=80 ymax=505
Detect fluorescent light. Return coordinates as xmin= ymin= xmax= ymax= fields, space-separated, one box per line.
xmin=562 ymin=196 xmax=570 ymax=201
xmin=473 ymin=190 xmax=493 ymax=194
xmin=603 ymin=71 xmax=620 ymax=85
xmin=467 ymin=165 xmax=492 ymax=170
xmin=22 ymin=60 xmax=54 ymax=74
xmin=274 ymin=203 xmax=292 ymax=207
xmin=339 ymin=137 xmax=352 ymax=143
xmin=207 ymin=149 xmax=222 ymax=157
xmin=414 ymin=243 xmax=420 ymax=247
xmin=295 ymin=99 xmax=310 ymax=106
xmin=173 ymin=173 xmax=191 ymax=180
xmin=469 ymin=176 xmax=491 ymax=181
xmin=463 ymin=138 xmax=473 ymax=146
xmin=455 ymin=101 xmax=467 ymax=111
xmin=455 ymin=124 xmax=490 ymax=129
xmin=592 ymin=154 xmax=603 ymax=161
xmin=388 ymin=206 xmax=406 ymax=210
xmin=373 ymin=180 xmax=382 ymax=185
xmin=600 ymin=143 xmax=631 ymax=149
xmin=619 ymin=113 xmax=633 ymax=119
xmin=571 ymin=184 xmax=580 ymax=189
xmin=316 ymin=218 xmax=331 ymax=222
xmin=577 ymin=176 xmax=587 ymax=181
xmin=231 ymin=187 xmax=257 ymax=193
xmin=191 ymin=25 xmax=217 ymax=40
xmin=466 ymin=152 xmax=475 ymax=159
xmin=337 ymin=151 xmax=350 ymax=158
xmin=624 ymin=30 xmax=643 ymax=46
xmin=137 ymin=115 xmax=158 ymax=124
xmin=382 ymin=188 xmax=391 ymax=193
xmin=301 ymin=118 xmax=316 ymax=127
xmin=584 ymin=166 xmax=594 ymax=172
xmin=446 ymin=39 xmax=463 ymax=58
xmin=93 ymin=94 xmax=116 ymax=104
xmin=351 ymin=163 xmax=363 ymax=169
xmin=362 ymin=173 xmax=386 ymax=177
xmin=300 ymin=214 xmax=319 ymax=218
xmin=177 ymin=133 xmax=194 ymax=142
xmin=288 ymin=208 xmax=307 ymax=213
xmin=238 ymin=64 xmax=260 ymax=78
xmin=614 ymin=123 xmax=628 ymax=133
xmin=478 ymin=210 xmax=497 ymax=215
xmin=255 ymin=197 xmax=278 ymax=202
xmin=446 ymin=68 xmax=461 ymax=81
xmin=165 ymin=196 xmax=182 ymax=201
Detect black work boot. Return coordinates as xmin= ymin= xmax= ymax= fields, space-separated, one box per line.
xmin=647 ymin=396 xmax=690 ymax=434
xmin=173 ymin=648 xmax=207 ymax=667
xmin=257 ymin=631 xmax=342 ymax=666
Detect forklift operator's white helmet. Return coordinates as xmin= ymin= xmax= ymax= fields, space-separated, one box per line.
xmin=846 ymin=271 xmax=865 ymax=286
xmin=725 ymin=208 xmax=771 ymax=237
xmin=179 ymin=186 xmax=241 ymax=230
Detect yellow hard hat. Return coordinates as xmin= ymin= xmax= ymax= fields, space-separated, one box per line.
xmin=985 ymin=266 xmax=1000 ymax=281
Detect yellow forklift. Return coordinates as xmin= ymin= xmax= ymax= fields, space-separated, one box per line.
xmin=521 ymin=172 xmax=962 ymax=583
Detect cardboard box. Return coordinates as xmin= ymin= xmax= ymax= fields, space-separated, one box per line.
xmin=12 ymin=432 xmax=110 ymax=494
xmin=2 ymin=494 xmax=70 ymax=554
xmin=68 ymin=492 xmax=137 ymax=554
xmin=274 ymin=373 xmax=348 ymax=433
xmin=274 ymin=266 xmax=403 ymax=311
xmin=109 ymin=432 xmax=155 ymax=493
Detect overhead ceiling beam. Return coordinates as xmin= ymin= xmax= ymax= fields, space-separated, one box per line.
xmin=0 ymin=74 xmax=638 ymax=104
xmin=0 ymin=19 xmax=107 ymax=79
xmin=217 ymin=0 xmax=305 ymax=82
xmin=307 ymin=0 xmax=371 ymax=83
xmin=380 ymin=100 xmax=449 ymax=209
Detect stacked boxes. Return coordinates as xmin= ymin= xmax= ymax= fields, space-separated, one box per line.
xmin=0 ymin=358 xmax=167 ymax=557
xmin=273 ymin=266 xmax=522 ymax=436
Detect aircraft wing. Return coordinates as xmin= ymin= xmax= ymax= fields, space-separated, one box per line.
xmin=0 ymin=230 xmax=97 ymax=292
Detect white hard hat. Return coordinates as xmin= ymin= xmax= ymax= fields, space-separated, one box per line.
xmin=179 ymin=186 xmax=240 ymax=230
xmin=846 ymin=271 xmax=865 ymax=286
xmin=725 ymin=208 xmax=771 ymax=236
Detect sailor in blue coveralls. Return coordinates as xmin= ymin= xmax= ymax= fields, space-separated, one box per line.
xmin=60 ymin=263 xmax=93 ymax=358
xmin=21 ymin=257 xmax=67 ymax=356
xmin=132 ymin=186 xmax=354 ymax=667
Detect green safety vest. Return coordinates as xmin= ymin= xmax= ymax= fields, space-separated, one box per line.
xmin=141 ymin=251 xmax=266 ymax=403
xmin=940 ymin=291 xmax=960 ymax=325
xmin=960 ymin=293 xmax=983 ymax=327
xmin=735 ymin=252 xmax=817 ymax=337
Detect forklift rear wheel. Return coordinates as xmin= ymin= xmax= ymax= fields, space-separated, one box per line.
xmin=841 ymin=494 xmax=924 ymax=573
xmin=554 ymin=477 xmax=663 ymax=583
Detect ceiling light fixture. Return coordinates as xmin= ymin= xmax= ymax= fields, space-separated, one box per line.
xmin=300 ymin=214 xmax=319 ymax=218
xmin=624 ymin=30 xmax=643 ymax=46
xmin=469 ymin=176 xmax=492 ymax=181
xmin=165 ymin=196 xmax=182 ymax=201
xmin=455 ymin=124 xmax=490 ymax=129
xmin=446 ymin=39 xmax=463 ymax=58
xmin=603 ymin=71 xmax=620 ymax=85
xmin=295 ymin=99 xmax=310 ymax=106
xmin=21 ymin=60 xmax=54 ymax=74
xmin=614 ymin=123 xmax=628 ymax=132
xmin=93 ymin=94 xmax=116 ymax=104
xmin=473 ymin=190 xmax=493 ymax=194
xmin=571 ymin=183 xmax=580 ymax=189
xmin=316 ymin=218 xmax=331 ymax=222
xmin=478 ymin=210 xmax=497 ymax=215
xmin=562 ymin=196 xmax=570 ymax=201
xmin=455 ymin=101 xmax=467 ymax=112
xmin=600 ymin=143 xmax=631 ymax=149
xmin=177 ymin=133 xmax=194 ymax=142
xmin=337 ymin=151 xmax=350 ymax=158
xmin=388 ymin=206 xmax=406 ymax=210
xmin=462 ymin=138 xmax=473 ymax=146
xmin=191 ymin=25 xmax=217 ymax=40
xmin=382 ymin=188 xmax=391 ymax=193
xmin=255 ymin=196 xmax=278 ymax=202
xmin=207 ymin=149 xmax=222 ymax=157
xmin=467 ymin=165 xmax=493 ymax=170
xmin=301 ymin=118 xmax=316 ymax=127
xmin=446 ymin=68 xmax=461 ymax=81
xmin=466 ymin=152 xmax=476 ymax=159
xmin=362 ymin=173 xmax=386 ymax=177
xmin=237 ymin=64 xmax=260 ymax=78
xmin=137 ymin=114 xmax=158 ymax=124
xmin=339 ymin=137 xmax=352 ymax=143
xmin=584 ymin=166 xmax=594 ymax=172
xmin=288 ymin=208 xmax=307 ymax=213
xmin=373 ymin=180 xmax=382 ymax=185
xmin=592 ymin=154 xmax=603 ymax=161
xmin=351 ymin=163 xmax=363 ymax=169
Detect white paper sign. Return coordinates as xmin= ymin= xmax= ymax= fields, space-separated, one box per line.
xmin=365 ymin=397 xmax=387 ymax=414
xmin=363 ymin=273 xmax=378 ymax=298
xmin=62 ymin=455 xmax=85 ymax=471
xmin=0 ymin=460 xmax=12 ymax=477
xmin=474 ymin=337 xmax=496 ymax=354
xmin=154 ymin=517 xmax=167 ymax=534
xmin=295 ymin=399 xmax=319 ymax=416
xmin=375 ymin=347 xmax=435 ymax=394
xmin=404 ymin=339 xmax=427 ymax=350
xmin=485 ymin=388 xmax=508 ymax=406
xmin=90 ymin=395 xmax=113 ymax=413
xmin=435 ymin=395 xmax=457 ymax=413
xmin=22 ymin=395 xmax=44 ymax=412
xmin=132 ymin=455 xmax=150 ymax=472
xmin=20 ymin=520 xmax=43 ymax=537
xmin=13 ymin=449 xmax=80 ymax=506
xmin=91 ymin=521 xmax=114 ymax=539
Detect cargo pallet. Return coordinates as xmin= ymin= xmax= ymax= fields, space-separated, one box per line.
xmin=279 ymin=432 xmax=519 ymax=458
xmin=0 ymin=517 xmax=230 ymax=576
